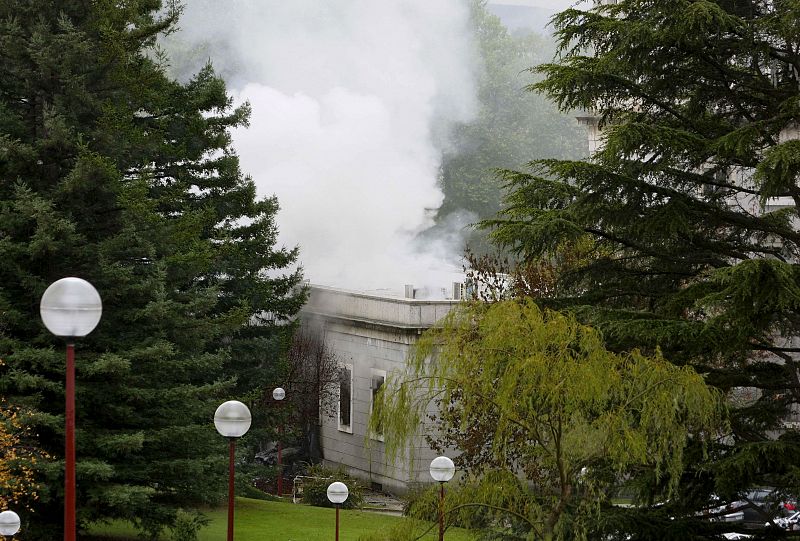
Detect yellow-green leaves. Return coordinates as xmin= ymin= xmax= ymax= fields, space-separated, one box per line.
xmin=372 ymin=299 xmax=724 ymax=540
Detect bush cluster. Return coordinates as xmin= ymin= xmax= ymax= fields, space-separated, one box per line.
xmin=299 ymin=463 xmax=364 ymax=509
xmin=169 ymin=509 xmax=210 ymax=541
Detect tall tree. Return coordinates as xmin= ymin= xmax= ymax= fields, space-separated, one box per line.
xmin=284 ymin=326 xmax=341 ymax=462
xmin=372 ymin=300 xmax=722 ymax=541
xmin=486 ymin=0 xmax=800 ymax=537
xmin=0 ymin=0 xmax=303 ymax=538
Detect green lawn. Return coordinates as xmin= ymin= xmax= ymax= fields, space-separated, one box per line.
xmin=87 ymin=497 xmax=477 ymax=541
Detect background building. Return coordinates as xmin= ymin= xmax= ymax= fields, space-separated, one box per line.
xmin=301 ymin=285 xmax=461 ymax=493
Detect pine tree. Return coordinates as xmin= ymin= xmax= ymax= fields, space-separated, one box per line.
xmin=0 ymin=1 xmax=303 ymax=538
xmin=486 ymin=0 xmax=800 ymax=538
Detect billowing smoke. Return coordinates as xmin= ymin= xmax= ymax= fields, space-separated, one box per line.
xmin=168 ymin=1 xmax=478 ymax=292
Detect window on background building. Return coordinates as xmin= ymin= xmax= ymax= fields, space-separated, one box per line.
xmin=338 ymin=364 xmax=353 ymax=433
xmin=370 ymin=369 xmax=386 ymax=441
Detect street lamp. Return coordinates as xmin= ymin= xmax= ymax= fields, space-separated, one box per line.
xmin=326 ymin=481 xmax=349 ymax=541
xmin=272 ymin=387 xmax=285 ymax=496
xmin=40 ymin=277 xmax=102 ymax=541
xmin=430 ymin=456 xmax=456 ymax=541
xmin=214 ymin=400 xmax=252 ymax=541
xmin=0 ymin=510 xmax=20 ymax=539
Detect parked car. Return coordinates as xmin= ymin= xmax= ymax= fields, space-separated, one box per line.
xmin=705 ymin=502 xmax=744 ymax=523
xmin=704 ymin=494 xmax=745 ymax=523
xmin=706 ymin=488 xmax=798 ymax=527
xmin=767 ymin=510 xmax=800 ymax=531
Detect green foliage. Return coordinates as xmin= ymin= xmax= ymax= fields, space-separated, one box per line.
xmin=299 ymin=464 xmax=364 ymax=510
xmin=483 ymin=0 xmax=800 ymax=537
xmin=234 ymin=461 xmax=274 ymax=501
xmin=169 ymin=509 xmax=210 ymax=541
xmin=372 ymin=300 xmax=722 ymax=540
xmin=0 ymin=0 xmax=304 ymax=538
xmin=404 ymin=483 xmax=494 ymax=532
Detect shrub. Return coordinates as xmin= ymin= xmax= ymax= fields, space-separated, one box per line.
xmin=299 ymin=464 xmax=364 ymax=509
xmin=239 ymin=481 xmax=275 ymax=501
xmin=405 ymin=482 xmax=493 ymax=531
xmin=170 ymin=509 xmax=210 ymax=541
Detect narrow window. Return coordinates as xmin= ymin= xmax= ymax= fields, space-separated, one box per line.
xmin=338 ymin=365 xmax=352 ymax=433
xmin=370 ymin=370 xmax=386 ymax=441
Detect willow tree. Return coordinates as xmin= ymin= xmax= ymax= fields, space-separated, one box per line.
xmin=372 ymin=300 xmax=722 ymax=541
xmin=482 ymin=1 xmax=800 ymax=537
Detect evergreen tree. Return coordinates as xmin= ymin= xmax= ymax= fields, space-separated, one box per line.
xmin=0 ymin=0 xmax=303 ymax=538
xmin=486 ymin=0 xmax=800 ymax=538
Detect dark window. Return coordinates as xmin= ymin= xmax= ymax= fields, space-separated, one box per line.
xmin=371 ymin=373 xmax=385 ymax=438
xmin=371 ymin=374 xmax=384 ymax=402
xmin=338 ymin=366 xmax=352 ymax=429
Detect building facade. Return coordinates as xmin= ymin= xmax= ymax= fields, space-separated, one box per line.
xmin=301 ymin=285 xmax=460 ymax=494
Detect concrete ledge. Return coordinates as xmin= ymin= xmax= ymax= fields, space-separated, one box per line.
xmin=304 ymin=285 xmax=459 ymax=330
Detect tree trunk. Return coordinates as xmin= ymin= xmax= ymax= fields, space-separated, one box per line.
xmin=302 ymin=419 xmax=323 ymax=461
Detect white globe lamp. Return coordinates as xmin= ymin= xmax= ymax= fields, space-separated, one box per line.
xmin=214 ymin=400 xmax=252 ymax=438
xmin=0 ymin=510 xmax=20 ymax=536
xmin=327 ymin=481 xmax=349 ymax=505
xmin=40 ymin=277 xmax=102 ymax=337
xmin=430 ymin=456 xmax=455 ymax=482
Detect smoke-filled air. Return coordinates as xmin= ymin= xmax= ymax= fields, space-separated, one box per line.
xmin=167 ymin=0 xmax=479 ymax=293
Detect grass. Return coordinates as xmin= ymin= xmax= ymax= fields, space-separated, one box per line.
xmin=87 ymin=497 xmax=477 ymax=541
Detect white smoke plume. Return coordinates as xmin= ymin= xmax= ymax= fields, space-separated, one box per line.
xmin=169 ymin=0 xmax=478 ymax=292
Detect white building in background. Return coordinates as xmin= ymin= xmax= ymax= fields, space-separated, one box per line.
xmin=297 ymin=2 xmax=613 ymax=495
xmin=297 ymin=0 xmax=800 ymax=496
xmin=301 ymin=284 xmax=462 ymax=493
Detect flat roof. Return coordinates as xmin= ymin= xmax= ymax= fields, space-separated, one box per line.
xmin=303 ymin=284 xmax=460 ymax=331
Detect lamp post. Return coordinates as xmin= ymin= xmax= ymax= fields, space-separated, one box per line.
xmin=40 ymin=277 xmax=102 ymax=541
xmin=272 ymin=387 xmax=285 ymax=496
xmin=430 ymin=456 xmax=455 ymax=541
xmin=214 ymin=400 xmax=252 ymax=541
xmin=326 ymin=481 xmax=349 ymax=541
xmin=0 ymin=510 xmax=21 ymax=539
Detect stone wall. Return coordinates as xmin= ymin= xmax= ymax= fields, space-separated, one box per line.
xmin=301 ymin=285 xmax=459 ymax=494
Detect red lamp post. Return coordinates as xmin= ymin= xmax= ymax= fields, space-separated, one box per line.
xmin=40 ymin=278 xmax=102 ymax=541
xmin=214 ymin=400 xmax=252 ymax=541
xmin=271 ymin=387 xmax=285 ymax=496
xmin=326 ymin=482 xmax=349 ymax=541
xmin=430 ymin=456 xmax=456 ymax=541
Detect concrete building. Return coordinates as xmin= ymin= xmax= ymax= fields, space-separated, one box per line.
xmin=301 ymin=284 xmax=461 ymax=493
